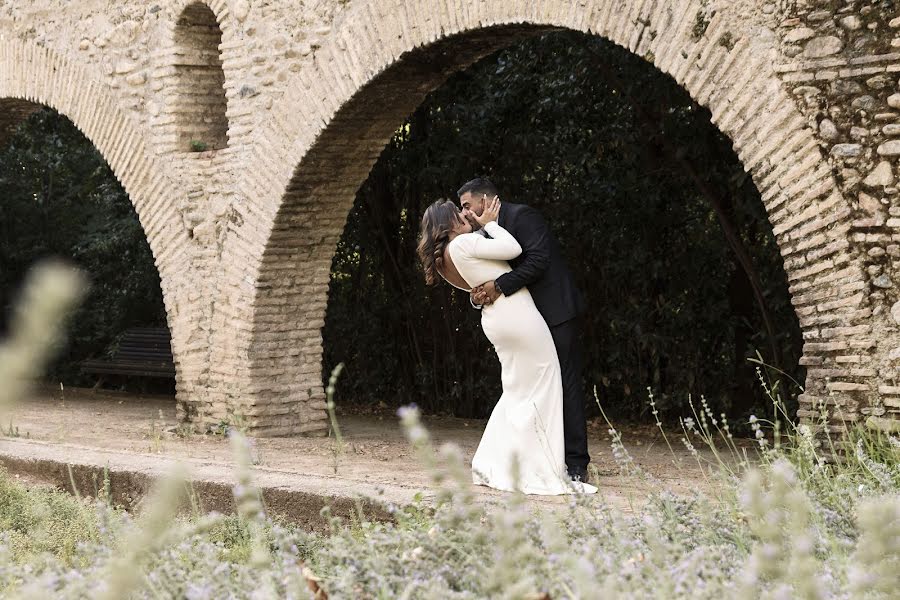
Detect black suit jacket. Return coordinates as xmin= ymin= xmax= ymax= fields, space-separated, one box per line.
xmin=493 ymin=202 xmax=584 ymax=327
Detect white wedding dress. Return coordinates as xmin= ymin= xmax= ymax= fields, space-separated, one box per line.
xmin=447 ymin=221 xmax=597 ymax=495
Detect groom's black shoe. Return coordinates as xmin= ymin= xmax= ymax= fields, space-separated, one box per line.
xmin=567 ymin=466 xmax=588 ymax=483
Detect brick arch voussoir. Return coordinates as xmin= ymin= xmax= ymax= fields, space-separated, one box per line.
xmin=232 ymin=0 xmax=862 ymax=433
xmin=0 ymin=37 xmax=198 ymax=391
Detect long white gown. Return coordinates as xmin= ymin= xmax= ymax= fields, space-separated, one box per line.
xmin=447 ymin=221 xmax=597 ymax=495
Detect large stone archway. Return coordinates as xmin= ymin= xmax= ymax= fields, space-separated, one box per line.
xmin=212 ymin=1 xmax=867 ymax=436
xmin=0 ymin=37 xmax=199 ymax=406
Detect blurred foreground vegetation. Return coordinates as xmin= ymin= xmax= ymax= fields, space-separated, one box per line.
xmin=0 ymin=262 xmax=894 ymax=599
xmin=0 ymin=407 xmax=897 ymax=599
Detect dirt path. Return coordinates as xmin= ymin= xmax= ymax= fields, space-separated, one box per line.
xmin=4 ymin=386 xmax=749 ymax=512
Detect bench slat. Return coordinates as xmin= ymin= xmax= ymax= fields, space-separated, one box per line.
xmin=115 ymin=348 xmax=172 ymax=356
xmin=80 ymin=326 xmax=176 ymax=380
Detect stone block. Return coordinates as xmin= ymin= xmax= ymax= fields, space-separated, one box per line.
xmin=818 ymin=119 xmax=839 ymax=140
xmin=840 ymin=16 xmax=863 ymax=31
xmin=877 ymin=140 xmax=900 ymax=156
xmin=835 ymin=355 xmax=863 ymax=363
xmin=830 ymin=79 xmax=863 ymax=95
xmin=851 ymin=95 xmax=877 ymax=112
xmin=827 ymin=382 xmax=869 ymax=392
xmin=866 ymin=415 xmax=900 ymax=433
xmin=804 ymin=36 xmax=844 ymax=58
xmin=873 ymin=274 xmax=893 ymax=288
xmin=863 ymin=161 xmax=895 ymax=186
xmin=786 ymin=27 xmax=816 ymax=44
xmin=865 ymin=74 xmax=892 ymax=89
xmin=831 ymin=143 xmax=863 ymax=157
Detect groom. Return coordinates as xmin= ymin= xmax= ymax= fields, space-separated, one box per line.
xmin=457 ymin=177 xmax=591 ymax=482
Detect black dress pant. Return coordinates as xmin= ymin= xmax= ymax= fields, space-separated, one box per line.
xmin=549 ymin=317 xmax=590 ymax=472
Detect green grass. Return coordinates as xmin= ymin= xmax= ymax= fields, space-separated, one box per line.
xmin=0 ymin=469 xmax=104 ymax=567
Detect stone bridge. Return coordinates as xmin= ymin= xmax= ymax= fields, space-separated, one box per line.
xmin=1 ymin=0 xmax=899 ymax=437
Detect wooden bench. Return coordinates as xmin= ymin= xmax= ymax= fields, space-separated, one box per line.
xmin=81 ymin=327 xmax=175 ymax=381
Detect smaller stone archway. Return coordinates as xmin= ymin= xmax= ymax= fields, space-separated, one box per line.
xmin=152 ymin=1 xmax=231 ymax=154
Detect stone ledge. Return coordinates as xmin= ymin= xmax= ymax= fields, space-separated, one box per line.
xmin=775 ymin=52 xmax=900 ymax=74
xmin=0 ymin=438 xmax=402 ymax=531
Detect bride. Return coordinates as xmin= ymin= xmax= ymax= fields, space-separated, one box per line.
xmin=418 ymin=197 xmax=596 ymax=495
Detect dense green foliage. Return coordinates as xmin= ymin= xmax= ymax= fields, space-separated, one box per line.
xmin=324 ymin=32 xmax=803 ymax=422
xmin=0 ymin=110 xmax=167 ymax=388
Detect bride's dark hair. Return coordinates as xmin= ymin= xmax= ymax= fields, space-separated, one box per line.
xmin=418 ymin=199 xmax=462 ymax=286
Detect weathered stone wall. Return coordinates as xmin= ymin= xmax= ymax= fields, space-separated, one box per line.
xmin=772 ymin=0 xmax=900 ymax=433
xmin=0 ymin=0 xmax=896 ymax=438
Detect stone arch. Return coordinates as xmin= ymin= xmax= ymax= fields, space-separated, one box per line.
xmin=152 ymin=1 xmax=231 ymax=154
xmin=0 ymin=36 xmax=200 ymax=412
xmin=214 ymin=1 xmax=866 ymax=435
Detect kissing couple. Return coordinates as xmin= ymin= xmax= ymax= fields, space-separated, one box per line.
xmin=418 ymin=178 xmax=596 ymax=495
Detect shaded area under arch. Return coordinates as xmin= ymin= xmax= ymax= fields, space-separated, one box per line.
xmin=0 ymin=107 xmax=171 ymax=392
xmin=322 ymin=31 xmax=805 ymax=423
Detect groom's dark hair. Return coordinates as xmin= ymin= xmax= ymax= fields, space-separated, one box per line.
xmin=457 ymin=177 xmax=498 ymax=200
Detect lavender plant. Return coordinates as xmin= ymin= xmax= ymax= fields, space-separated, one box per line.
xmin=2 ymin=395 xmax=896 ymax=599
xmin=0 ymin=264 xmax=898 ymax=598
